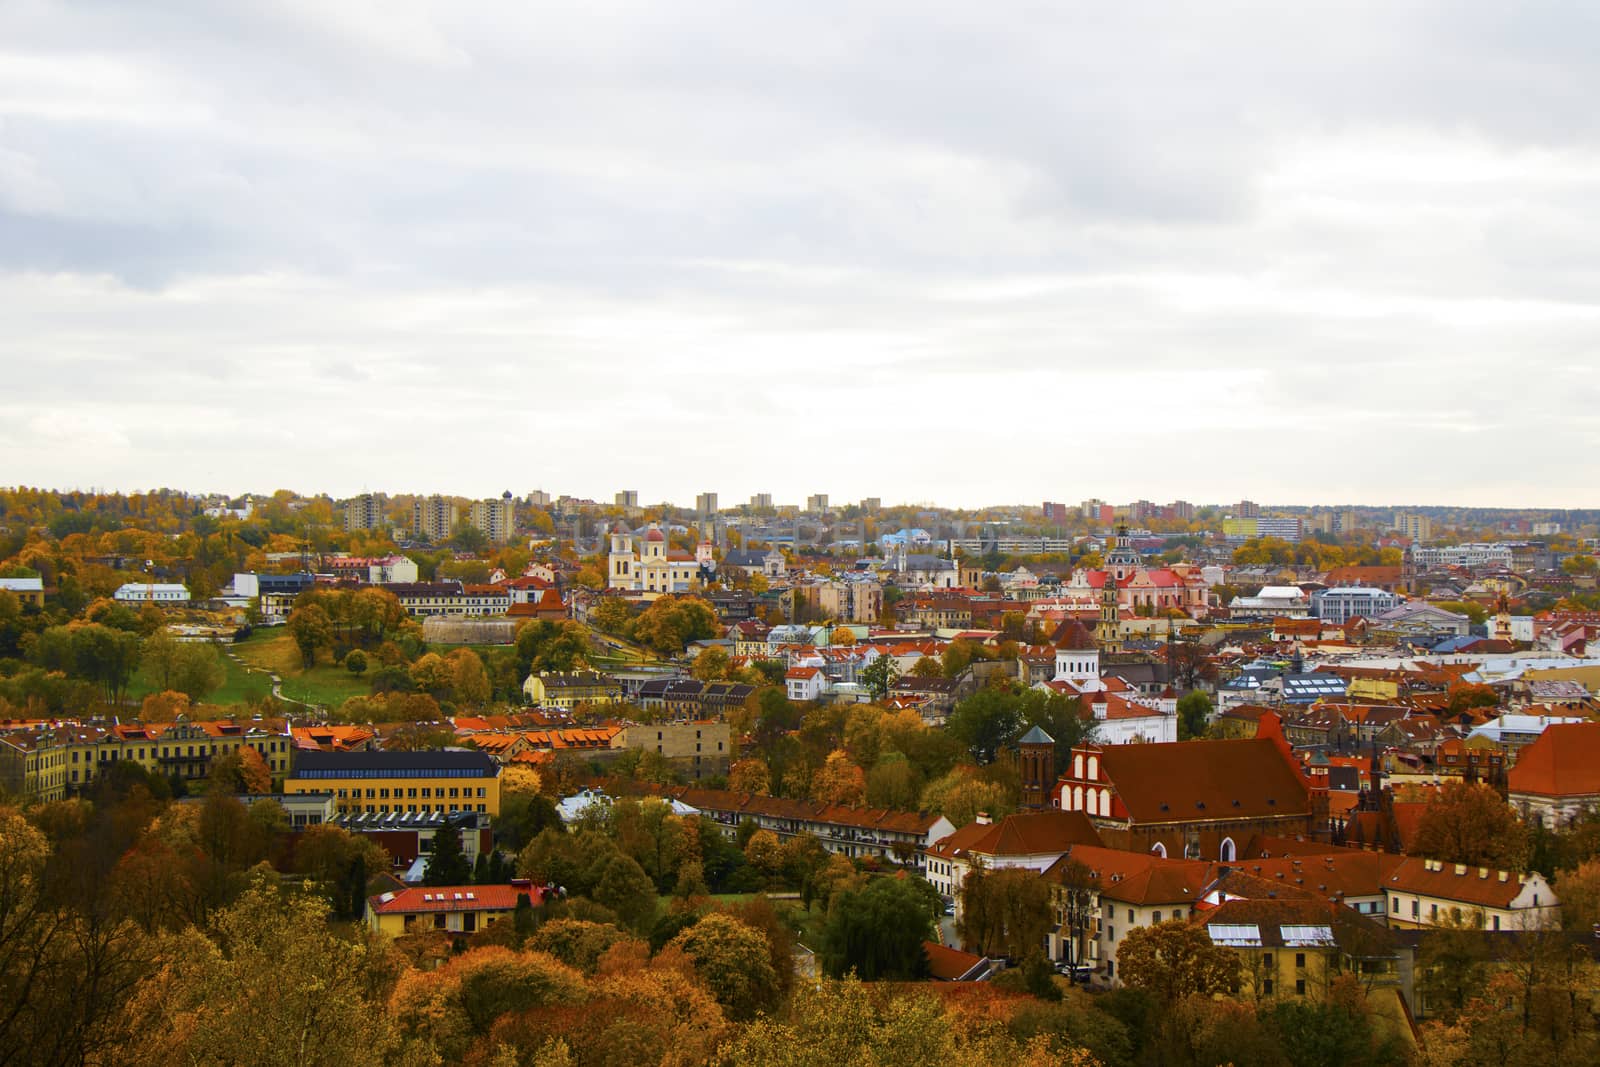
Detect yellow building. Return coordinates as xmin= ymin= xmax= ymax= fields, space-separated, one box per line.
xmin=285 ymin=750 xmax=502 ymax=816
xmin=366 ymin=883 xmax=538 ymax=937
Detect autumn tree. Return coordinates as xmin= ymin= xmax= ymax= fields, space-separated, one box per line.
xmin=811 ymin=749 xmax=867 ymax=806
xmin=959 ymin=865 xmax=1053 ymax=962
xmin=669 ymin=911 xmax=780 ymax=1021
xmin=287 ymin=603 xmax=332 ymax=668
xmin=1117 ymin=920 xmax=1241 ymax=1004
xmin=728 ymin=757 xmax=771 ymax=796
xmin=690 ymin=646 xmax=730 ymax=681
xmin=919 ymin=768 xmax=1015 ymax=828
xmin=1411 ymin=781 xmax=1531 ymax=870
xmin=122 ymin=875 xmax=401 ymax=1067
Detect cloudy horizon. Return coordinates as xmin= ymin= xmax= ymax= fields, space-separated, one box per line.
xmin=2 ymin=2 xmax=1598 ymax=509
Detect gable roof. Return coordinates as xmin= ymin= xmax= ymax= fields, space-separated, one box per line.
xmin=1091 ymin=737 xmax=1311 ymax=823
xmin=1508 ymin=722 xmax=1600 ymax=799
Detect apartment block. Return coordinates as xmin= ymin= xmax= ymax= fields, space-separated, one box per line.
xmin=413 ymin=496 xmax=459 ymax=542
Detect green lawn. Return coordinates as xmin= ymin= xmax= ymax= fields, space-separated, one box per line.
xmin=128 ymin=641 xmax=273 ymax=707
xmin=230 ymin=629 xmax=373 ymax=708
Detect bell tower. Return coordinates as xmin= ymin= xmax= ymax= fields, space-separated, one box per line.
xmin=1018 ymin=725 xmax=1056 ymax=809
xmin=1097 ymin=575 xmax=1122 ymax=654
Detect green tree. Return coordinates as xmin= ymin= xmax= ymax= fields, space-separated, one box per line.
xmin=591 ymin=853 xmax=657 ymax=933
xmin=1176 ymin=690 xmax=1212 ymax=741
xmin=821 ymin=874 xmax=940 ymax=980
xmin=344 ymin=649 xmax=368 ymax=677
xmin=424 ymin=825 xmax=474 ymax=886
xmin=859 ymin=654 xmax=900 ymax=701
xmin=945 ymin=689 xmax=1024 ymax=764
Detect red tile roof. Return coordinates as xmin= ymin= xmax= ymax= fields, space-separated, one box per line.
xmin=369 ymin=883 xmax=542 ymax=915
xmin=1508 ymin=722 xmax=1600 ymax=798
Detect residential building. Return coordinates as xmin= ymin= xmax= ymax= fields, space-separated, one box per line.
xmin=696 ymin=492 xmax=719 ymax=517
xmin=1236 ymin=500 xmax=1261 ymax=519
xmin=1392 ymin=513 xmax=1433 ymax=543
xmin=1383 ymin=858 xmax=1558 ymax=932
xmin=1044 ymin=845 xmax=1209 ymax=982
xmin=366 ymin=882 xmax=543 ymax=937
xmin=284 ymin=750 xmax=502 ymax=816
xmin=618 ymin=720 xmax=730 ymax=778
xmin=1256 ymin=517 xmax=1304 ymax=543
xmin=925 ymin=809 xmax=1103 ymax=902
xmin=749 ymin=493 xmax=773 ymax=509
xmin=387 ymin=581 xmax=509 ymax=617
xmin=646 ymin=784 xmax=956 ymax=867
xmin=521 ymin=671 xmax=624 ymax=709
xmin=342 ymin=493 xmax=387 ymax=533
xmin=0 ymin=576 xmax=44 ymax=607
xmin=412 ymin=495 xmax=459 ymax=542
xmin=860 ymin=497 xmax=881 ymax=513
xmin=1229 ymin=586 xmax=1311 ymax=618
xmin=615 ymin=490 xmax=639 ymax=509
xmin=469 ymin=495 xmax=515 ymax=543
xmin=786 ymin=666 xmax=825 ymax=702
xmin=807 ymin=494 xmax=829 ymax=513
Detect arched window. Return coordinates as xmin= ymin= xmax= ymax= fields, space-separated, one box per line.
xmin=1087 ymin=755 xmax=1099 ymax=780
xmin=1085 ymin=789 xmax=1097 ymax=816
xmin=1072 ymin=785 xmax=1083 ymax=811
xmin=1100 ymin=788 xmax=1111 ymax=814
xmin=1073 ymin=754 xmax=1083 ymax=779
xmin=1220 ymin=837 xmax=1236 ymax=862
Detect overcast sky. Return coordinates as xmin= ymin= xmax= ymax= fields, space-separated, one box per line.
xmin=2 ymin=2 xmax=1597 ymax=510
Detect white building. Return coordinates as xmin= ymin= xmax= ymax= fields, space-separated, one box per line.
xmin=113 ymin=583 xmax=190 ymax=604
xmin=1228 ymin=585 xmax=1311 ymax=618
xmin=1312 ymin=586 xmax=1398 ymax=624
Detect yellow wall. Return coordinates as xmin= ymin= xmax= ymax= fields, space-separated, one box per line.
xmin=286 ymin=771 xmax=501 ymax=816
xmin=367 ymin=906 xmax=512 ymax=937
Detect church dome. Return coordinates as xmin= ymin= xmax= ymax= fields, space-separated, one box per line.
xmin=645 ymin=525 xmax=666 ymax=542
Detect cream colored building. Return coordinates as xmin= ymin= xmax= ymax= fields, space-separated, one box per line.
xmin=607 ymin=522 xmax=699 ymax=600
xmin=470 ymin=496 xmax=516 ymax=543
xmin=413 ymin=496 xmax=459 ymax=542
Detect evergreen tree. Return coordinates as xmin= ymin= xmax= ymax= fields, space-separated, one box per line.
xmin=472 ymin=852 xmax=489 ymax=884
xmin=345 ymin=854 xmax=368 ymax=921
xmin=512 ymin=892 xmax=536 ymax=946
xmin=423 ymin=825 xmax=473 ymax=886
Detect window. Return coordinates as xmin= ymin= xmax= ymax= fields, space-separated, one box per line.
xmin=1153 ymin=911 xmax=1161 ymax=923
xmin=1262 ymin=979 xmax=1274 ymax=996
xmin=1411 ymin=900 xmax=1418 ymax=918
xmin=1127 ymin=909 xmax=1134 ymax=923
xmin=1493 ymin=915 xmax=1500 ymax=931
xmin=1262 ymin=953 xmax=1273 ymax=968
xmin=1295 ymin=980 xmax=1306 ymax=996
xmin=1295 ymin=953 xmax=1305 ymax=969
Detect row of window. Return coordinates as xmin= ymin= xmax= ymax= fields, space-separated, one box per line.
xmin=335 ymin=786 xmax=487 ymax=800
xmin=298 ymin=767 xmax=491 ymax=779
xmin=343 ymin=802 xmax=487 ymax=814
